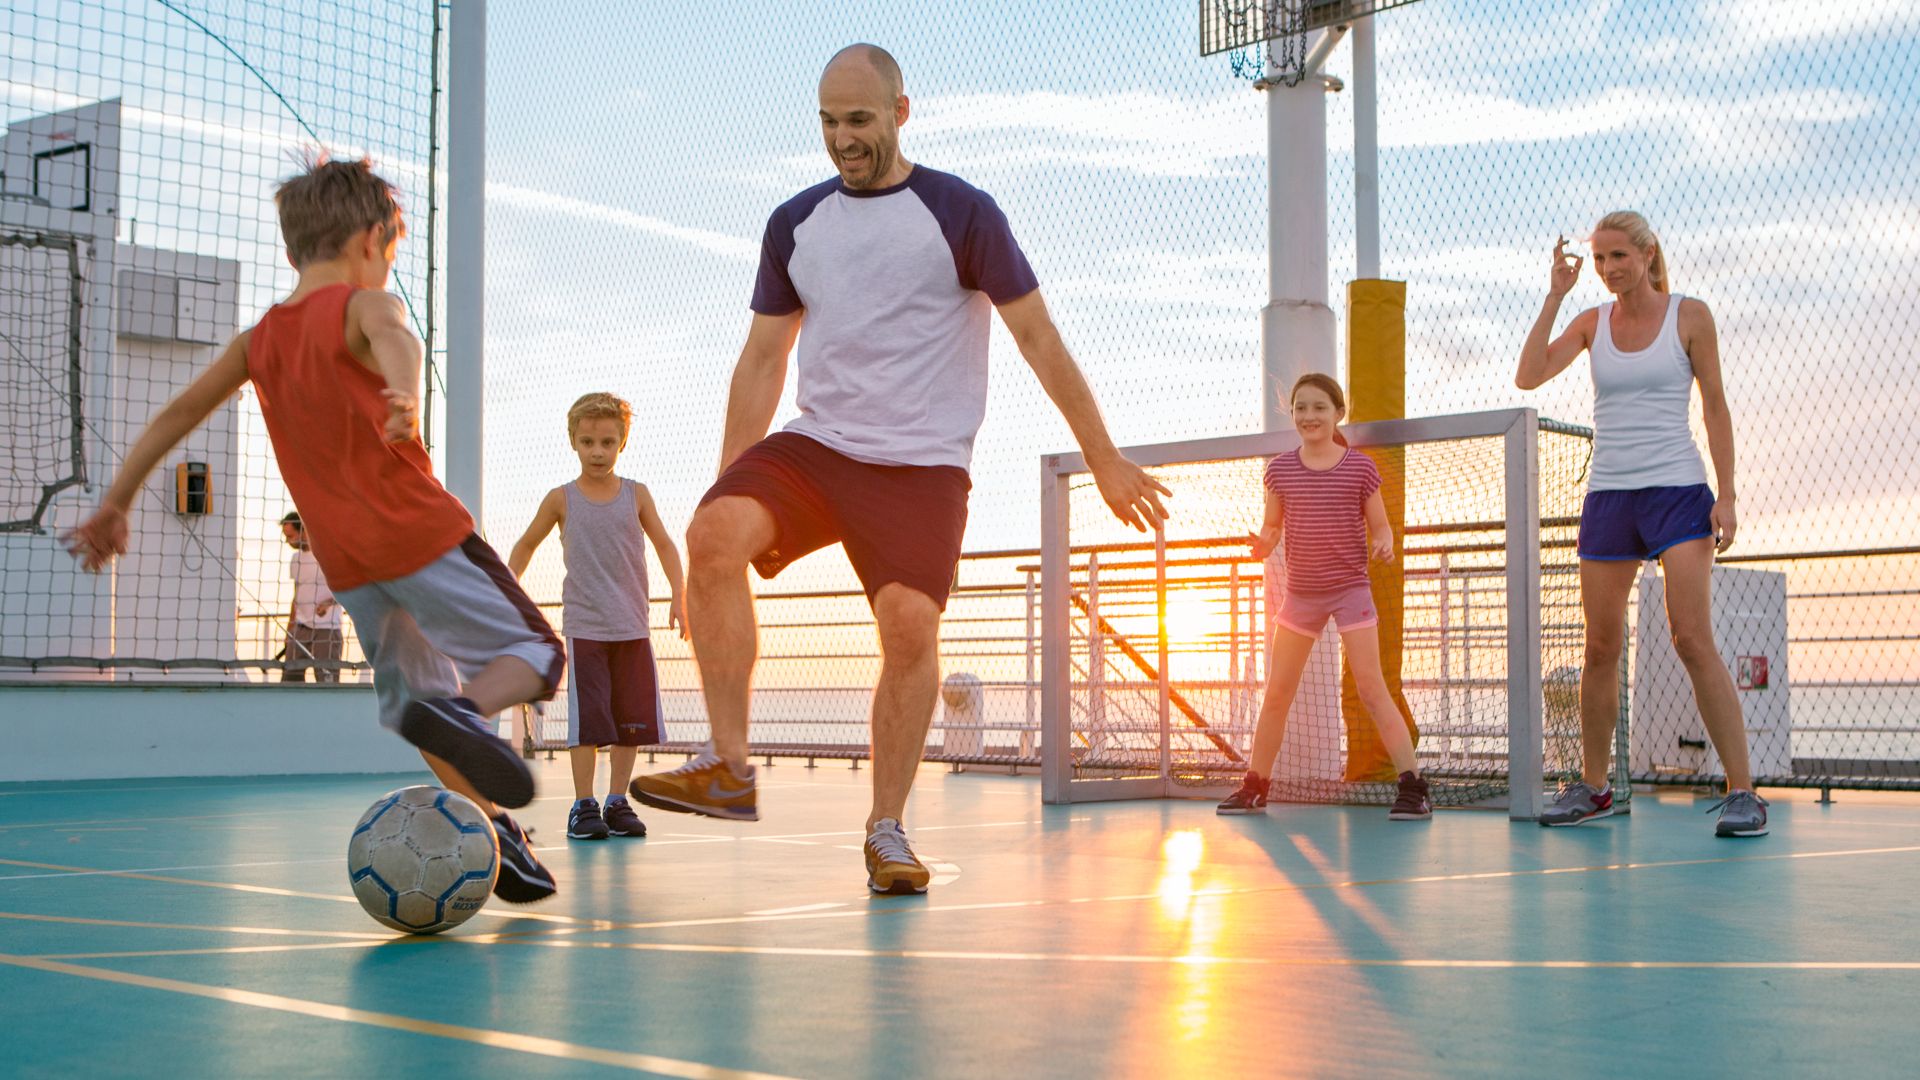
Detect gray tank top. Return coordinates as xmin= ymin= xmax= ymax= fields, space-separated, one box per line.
xmin=560 ymin=479 xmax=650 ymax=640
xmin=1587 ymin=294 xmax=1709 ymax=492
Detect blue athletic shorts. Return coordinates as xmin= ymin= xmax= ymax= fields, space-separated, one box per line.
xmin=1577 ymin=484 xmax=1714 ymax=561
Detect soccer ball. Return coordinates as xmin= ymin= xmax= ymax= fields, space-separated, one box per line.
xmin=347 ymin=786 xmax=499 ymax=934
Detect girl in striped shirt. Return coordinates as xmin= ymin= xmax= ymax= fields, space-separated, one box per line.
xmin=1217 ymin=374 xmax=1430 ymax=820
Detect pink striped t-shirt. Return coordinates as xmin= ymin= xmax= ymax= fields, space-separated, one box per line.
xmin=1263 ymin=447 xmax=1382 ymax=593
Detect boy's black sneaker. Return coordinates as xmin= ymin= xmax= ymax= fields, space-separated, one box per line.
xmin=603 ymin=794 xmax=647 ymax=837
xmin=490 ymin=812 xmax=557 ymax=903
xmin=1388 ymin=771 xmax=1433 ymax=820
xmin=398 ymin=697 xmax=535 ymax=809
xmin=567 ymin=797 xmax=610 ymax=840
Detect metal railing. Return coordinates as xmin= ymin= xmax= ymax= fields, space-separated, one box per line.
xmin=9 ymin=540 xmax=1915 ymax=795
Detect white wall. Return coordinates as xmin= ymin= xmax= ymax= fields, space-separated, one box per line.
xmin=2 ymin=102 xmax=249 ymax=679
xmin=0 ymin=683 xmax=420 ymax=781
xmin=110 ymin=245 xmax=243 ymax=673
xmin=2 ymin=105 xmax=120 ymax=669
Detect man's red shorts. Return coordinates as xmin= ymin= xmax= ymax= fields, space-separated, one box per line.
xmin=699 ymin=433 xmax=971 ymax=610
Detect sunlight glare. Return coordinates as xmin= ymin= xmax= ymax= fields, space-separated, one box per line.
xmin=1161 ymin=592 xmax=1218 ymax=648
xmin=1156 ymin=829 xmax=1206 ymax=916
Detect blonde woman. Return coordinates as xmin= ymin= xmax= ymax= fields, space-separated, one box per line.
xmin=1515 ymin=211 xmax=1766 ymax=837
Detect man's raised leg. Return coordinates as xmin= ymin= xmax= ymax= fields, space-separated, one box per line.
xmin=687 ymin=497 xmax=775 ymax=767
xmin=628 ymin=496 xmax=773 ymax=821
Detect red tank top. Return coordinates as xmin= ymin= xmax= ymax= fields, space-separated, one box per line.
xmin=247 ymin=283 xmax=472 ymax=591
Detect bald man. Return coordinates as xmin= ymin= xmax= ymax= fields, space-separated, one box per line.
xmin=631 ymin=44 xmax=1169 ymax=894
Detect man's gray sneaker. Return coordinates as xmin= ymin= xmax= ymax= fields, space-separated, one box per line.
xmin=1708 ymin=789 xmax=1769 ymax=837
xmin=1539 ymin=781 xmax=1615 ymax=827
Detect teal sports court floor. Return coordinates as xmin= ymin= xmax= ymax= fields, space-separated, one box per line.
xmin=2 ymin=762 xmax=1917 ymax=1078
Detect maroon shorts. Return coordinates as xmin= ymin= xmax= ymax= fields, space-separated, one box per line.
xmin=700 ymin=432 xmax=971 ymax=610
xmin=566 ymin=637 xmax=662 ymax=748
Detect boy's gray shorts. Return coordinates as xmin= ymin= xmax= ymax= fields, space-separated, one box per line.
xmin=334 ymin=535 xmax=564 ymax=731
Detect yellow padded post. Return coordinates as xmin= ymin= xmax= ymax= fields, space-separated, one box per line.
xmin=1343 ymin=279 xmax=1419 ymax=782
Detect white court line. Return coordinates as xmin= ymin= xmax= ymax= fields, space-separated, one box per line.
xmin=744 ymin=902 xmax=848 ymax=916
xmin=26 ymin=841 xmax=1920 ymax=964
xmin=0 ymin=910 xmax=389 ymax=940
xmin=584 ymin=818 xmax=1081 ymax=848
xmin=17 ymin=836 xmax=1917 ymax=956
xmin=0 ymin=857 xmax=340 ymax=883
xmin=0 ymin=857 xmax=599 ymax=927
xmin=0 ymin=778 xmax=425 ymax=798
xmin=670 ymin=818 xmax=1084 ymax=844
xmin=514 ymin=939 xmax=1920 ymax=972
xmin=0 ymin=810 xmax=281 ymax=832
xmin=0 ymin=953 xmax=801 ymax=1079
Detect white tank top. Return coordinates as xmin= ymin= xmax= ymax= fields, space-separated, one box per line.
xmin=1587 ymin=294 xmax=1709 ymax=492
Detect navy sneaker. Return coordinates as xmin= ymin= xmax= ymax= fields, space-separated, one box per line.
xmin=490 ymin=812 xmax=557 ymax=903
xmin=398 ymin=697 xmax=534 ymax=809
xmin=603 ymin=794 xmax=647 ymax=838
xmin=567 ymin=797 xmax=610 ymax=840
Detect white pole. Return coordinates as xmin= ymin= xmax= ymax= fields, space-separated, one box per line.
xmin=1353 ymin=16 xmax=1380 ymax=280
xmin=446 ymin=0 xmax=486 ymax=527
xmin=1261 ymin=49 xmax=1336 ymax=432
xmin=1261 ymin=34 xmax=1343 ymax=786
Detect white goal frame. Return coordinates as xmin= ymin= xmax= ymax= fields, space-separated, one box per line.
xmin=1039 ymin=407 xmax=1550 ymax=820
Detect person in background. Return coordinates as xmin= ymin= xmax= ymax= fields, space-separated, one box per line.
xmin=280 ymin=510 xmax=344 ymax=682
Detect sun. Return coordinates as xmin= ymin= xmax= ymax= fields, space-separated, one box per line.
xmin=1161 ymin=591 xmax=1218 ymax=647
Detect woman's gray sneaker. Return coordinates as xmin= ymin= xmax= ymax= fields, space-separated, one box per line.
xmin=1707 ymin=789 xmax=1770 ymax=837
xmin=1538 ymin=781 xmax=1615 ymax=827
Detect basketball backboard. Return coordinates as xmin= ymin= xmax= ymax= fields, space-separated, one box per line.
xmin=1200 ymin=0 xmax=1426 ymax=56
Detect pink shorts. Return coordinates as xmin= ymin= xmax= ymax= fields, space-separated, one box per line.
xmin=1276 ymin=582 xmax=1377 ymax=637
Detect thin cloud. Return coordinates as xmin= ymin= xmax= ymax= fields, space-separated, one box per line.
xmin=488 ymin=183 xmax=758 ymax=262
xmin=1375 ymin=82 xmax=1873 ymax=151
xmin=737 ymin=89 xmax=1261 ymax=187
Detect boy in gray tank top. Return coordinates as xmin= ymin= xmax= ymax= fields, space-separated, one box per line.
xmin=509 ymin=393 xmax=688 ymax=840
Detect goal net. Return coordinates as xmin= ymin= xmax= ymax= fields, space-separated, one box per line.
xmin=1038 ymin=408 xmax=1621 ymax=819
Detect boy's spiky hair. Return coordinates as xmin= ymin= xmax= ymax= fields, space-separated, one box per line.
xmin=567 ymin=392 xmax=633 ymax=440
xmin=274 ymin=151 xmax=404 ymax=268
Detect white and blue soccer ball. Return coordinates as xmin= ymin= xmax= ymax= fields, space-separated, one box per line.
xmin=347 ymin=785 xmax=499 ymax=934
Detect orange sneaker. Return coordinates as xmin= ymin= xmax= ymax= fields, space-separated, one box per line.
xmin=629 ymin=752 xmax=758 ymax=821
xmin=864 ymin=818 xmax=930 ymax=895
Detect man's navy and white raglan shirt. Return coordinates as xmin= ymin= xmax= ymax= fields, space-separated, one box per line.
xmin=750 ymin=167 xmax=1039 ymax=471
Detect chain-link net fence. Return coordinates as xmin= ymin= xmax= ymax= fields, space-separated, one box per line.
xmin=486 ymin=2 xmax=1281 ymax=758
xmin=486 ymin=1 xmax=1916 ymax=789
xmin=1322 ymin=0 xmax=1920 ymax=791
xmin=6 ymin=2 xmax=1914 ymax=792
xmin=3 ymin=0 xmax=442 ymax=681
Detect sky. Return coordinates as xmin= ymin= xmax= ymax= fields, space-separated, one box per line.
xmin=478 ymin=0 xmax=1920 ymax=597
xmin=4 ymin=0 xmax=1917 ymax=687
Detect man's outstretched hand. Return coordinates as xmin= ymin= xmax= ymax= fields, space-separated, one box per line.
xmin=1090 ymin=454 xmax=1171 ymax=532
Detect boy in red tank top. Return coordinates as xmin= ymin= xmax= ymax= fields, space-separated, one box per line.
xmin=66 ymin=156 xmax=563 ymax=903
